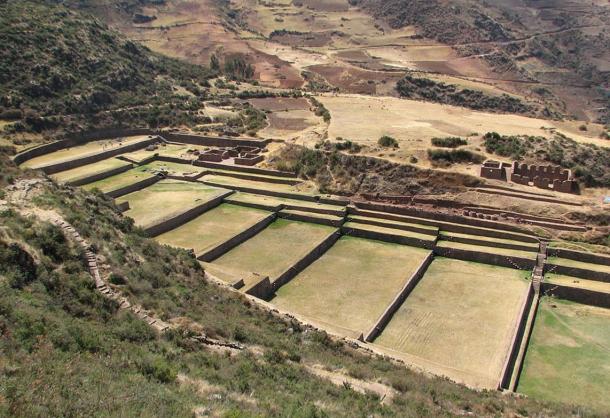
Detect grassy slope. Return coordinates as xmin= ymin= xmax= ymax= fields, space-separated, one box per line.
xmin=0 ymin=1 xmax=211 ymax=135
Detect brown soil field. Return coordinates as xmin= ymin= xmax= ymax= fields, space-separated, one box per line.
xmin=247 ymin=97 xmax=311 ymax=111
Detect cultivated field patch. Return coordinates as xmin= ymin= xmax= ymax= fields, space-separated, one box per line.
xmin=271 ymin=236 xmax=430 ymax=338
xmin=374 ymin=257 xmax=530 ymax=388
xmin=116 ymin=180 xmax=228 ymax=227
xmin=518 ymin=298 xmax=610 ymax=411
xmin=211 ymin=219 xmax=335 ymax=280
xmin=50 ymin=157 xmax=131 ymax=184
xmin=156 ymin=203 xmax=270 ymax=254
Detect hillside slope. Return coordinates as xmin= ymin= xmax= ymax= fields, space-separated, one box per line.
xmin=0 ymin=1 xmax=212 ymax=135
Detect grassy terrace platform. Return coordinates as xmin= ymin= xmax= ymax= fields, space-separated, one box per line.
xmin=116 ymin=180 xmax=228 ymax=227
xmin=156 ymin=204 xmax=270 ymax=254
xmin=82 ymin=167 xmax=156 ymax=193
xmin=374 ymin=258 xmax=530 ymax=389
xmin=435 ymin=240 xmax=537 ymax=260
xmin=271 ymin=237 xmax=430 ymax=339
xmin=200 ymin=174 xmax=312 ymax=194
xmin=137 ymin=160 xmax=204 ymax=177
xmin=21 ymin=135 xmax=151 ymax=168
xmin=547 ymin=257 xmax=610 ymax=274
xmin=279 ymin=209 xmax=344 ymax=225
xmin=439 ymin=231 xmax=539 ymax=251
xmin=343 ymin=221 xmax=437 ymax=242
xmin=206 ymin=168 xmax=301 ymax=185
xmin=50 ymin=157 xmax=131 ymax=183
xmin=211 ymin=219 xmax=335 ymax=281
xmin=348 ymin=214 xmax=438 ymax=235
xmin=225 ymin=192 xmax=345 ymax=214
xmin=545 ymin=273 xmax=610 ymax=294
xmin=518 ymin=298 xmax=610 ymax=412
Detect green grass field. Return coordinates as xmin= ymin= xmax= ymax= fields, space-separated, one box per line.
xmin=545 ymin=273 xmax=610 ymax=294
xmin=271 ymin=237 xmax=431 ymax=339
xmin=547 ymin=257 xmax=610 ymax=274
xmin=82 ymin=168 xmax=156 ymax=193
xmin=225 ymin=192 xmax=345 ymax=214
xmin=211 ymin=219 xmax=335 ymax=280
xmin=436 ymin=240 xmax=537 ymax=260
xmin=157 ymin=204 xmax=270 ymax=253
xmin=21 ymin=136 xmax=150 ymax=168
xmin=50 ymin=157 xmax=131 ymax=183
xmin=136 ymin=160 xmax=204 ymax=177
xmin=518 ymin=298 xmax=610 ymax=412
xmin=116 ymin=180 xmax=228 ymax=227
xmin=374 ymin=258 xmax=530 ymax=389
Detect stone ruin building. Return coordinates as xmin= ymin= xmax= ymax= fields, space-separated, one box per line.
xmin=197 ymin=145 xmax=264 ymax=166
xmin=480 ymin=160 xmax=578 ymax=194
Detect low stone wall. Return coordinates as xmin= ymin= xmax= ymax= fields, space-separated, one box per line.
xmin=347 ymin=215 xmax=438 ymax=237
xmin=244 ymin=276 xmax=274 ymax=300
xmin=284 ymin=203 xmax=346 ymax=216
xmin=278 ymin=211 xmax=344 ymax=227
xmin=235 ymin=154 xmax=264 ymax=166
xmin=106 ymin=174 xmax=161 ymax=198
xmin=547 ymin=248 xmax=610 ymax=266
xmin=163 ymin=132 xmax=271 ymax=148
xmin=364 ymin=252 xmax=434 ymax=342
xmin=463 ymin=207 xmax=586 ymax=232
xmin=498 ymin=283 xmax=535 ymax=390
xmin=225 ymin=199 xmax=283 ymax=212
xmin=433 ymin=246 xmax=536 ymax=270
xmin=144 ymin=190 xmax=234 ymax=237
xmin=197 ymin=213 xmax=277 ymax=262
xmin=38 ymin=137 xmax=158 ymax=175
xmin=544 ymin=263 xmax=610 ymax=283
xmin=350 ymin=207 xmax=538 ymax=244
xmin=441 ymin=234 xmax=539 ymax=253
xmin=541 ymin=282 xmax=610 ymax=309
xmin=474 ymin=188 xmax=582 ymax=207
xmin=354 ymin=201 xmax=535 ymax=238
xmin=272 ymin=231 xmax=342 ymax=292
xmin=13 ymin=128 xmax=154 ymax=165
xmin=115 ymin=200 xmax=130 ymax=212
xmin=67 ymin=163 xmax=133 ymax=187
xmin=193 ymin=160 xmax=296 ymax=178
xmin=341 ymin=224 xmax=437 ymax=249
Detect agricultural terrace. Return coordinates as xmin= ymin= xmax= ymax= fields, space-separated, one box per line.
xmin=82 ymin=167 xmax=156 ymax=194
xmin=21 ymin=136 xmax=151 ymax=168
xmin=544 ymin=273 xmax=610 ymax=294
xmin=211 ymin=219 xmax=335 ymax=280
xmin=201 ymin=174 xmax=314 ymax=194
xmin=156 ymin=204 xmax=270 ymax=254
xmin=121 ymin=143 xmax=196 ymax=162
xmin=547 ymin=257 xmax=610 ymax=274
xmin=374 ymin=258 xmax=530 ymax=389
xmin=50 ymin=157 xmax=131 ymax=184
xmin=116 ymin=180 xmax=228 ymax=227
xmin=518 ymin=298 xmax=610 ymax=412
xmin=226 ymin=192 xmax=345 ymax=215
xmin=136 ymin=160 xmax=204 ymax=177
xmin=271 ymin=237 xmax=431 ymax=339
xmin=436 ymin=240 xmax=538 ymax=260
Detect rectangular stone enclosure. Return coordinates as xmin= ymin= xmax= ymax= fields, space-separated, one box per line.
xmin=374 ymin=257 xmax=530 ymax=389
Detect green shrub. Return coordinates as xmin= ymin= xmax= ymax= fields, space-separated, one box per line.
xmin=427 ymin=149 xmax=485 ymax=165
xmin=139 ymin=356 xmax=177 ymax=383
xmin=431 ymin=137 xmax=467 ymax=148
xmin=378 ymin=135 xmax=398 ymax=148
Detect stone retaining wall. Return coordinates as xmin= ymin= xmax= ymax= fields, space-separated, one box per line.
xmin=38 ymin=137 xmax=158 ymax=175
xmin=354 ymin=201 xmax=535 ymax=238
xmin=547 ymin=248 xmax=610 ymax=266
xmin=498 ymin=283 xmax=535 ymax=389
xmin=541 ymin=282 xmax=610 ymax=309
xmin=347 ymin=215 xmax=438 ymax=237
xmin=106 ymin=174 xmax=161 ymax=198
xmin=225 ymin=199 xmax=283 ymax=212
xmin=433 ymin=246 xmax=536 ymax=270
xmin=350 ymin=207 xmax=538 ymax=244
xmin=197 ymin=213 xmax=277 ymax=262
xmin=364 ymin=252 xmax=434 ymax=342
xmin=277 ymin=211 xmax=344 ymax=227
xmin=544 ymin=264 xmax=610 ymax=283
xmin=474 ymin=188 xmax=582 ymax=207
xmin=163 ymin=132 xmax=270 ymax=148
xmin=341 ymin=224 xmax=437 ymax=249
xmin=243 ymin=276 xmax=274 ymax=300
xmin=143 ymin=190 xmax=234 ymax=237
xmin=67 ymin=163 xmax=133 ymax=187
xmin=272 ymin=231 xmax=342 ymax=292
xmin=441 ymin=234 xmax=539 ymax=253
xmin=115 ymin=200 xmax=130 ymax=212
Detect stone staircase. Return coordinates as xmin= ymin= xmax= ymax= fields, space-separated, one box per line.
xmin=52 ymin=217 xmax=170 ymax=332
xmin=532 ymin=241 xmax=547 ymax=293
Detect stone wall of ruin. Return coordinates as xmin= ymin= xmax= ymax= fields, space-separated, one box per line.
xmin=197 ymin=213 xmax=277 ymax=262
xmin=67 ymin=163 xmax=134 ymax=187
xmin=442 ymin=233 xmax=540 ymax=253
xmin=346 ymin=215 xmax=438 ymax=237
xmin=541 ymin=282 xmax=610 ymax=309
xmin=143 ymin=190 xmax=234 ymax=237
xmin=544 ymin=263 xmax=610 ymax=283
xmin=433 ymin=246 xmax=536 ymax=270
xmin=106 ymin=174 xmax=161 ymax=198
xmin=364 ymin=252 xmax=434 ymax=342
xmin=547 ymin=248 xmax=610 ymax=266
